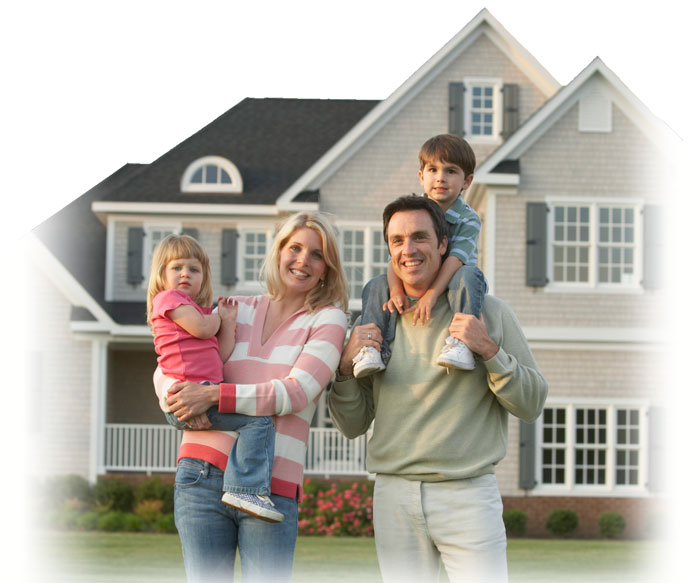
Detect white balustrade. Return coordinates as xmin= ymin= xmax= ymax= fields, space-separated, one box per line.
xmin=103 ymin=424 xmax=368 ymax=476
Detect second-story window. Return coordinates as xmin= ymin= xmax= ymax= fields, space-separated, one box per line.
xmin=550 ymin=202 xmax=639 ymax=289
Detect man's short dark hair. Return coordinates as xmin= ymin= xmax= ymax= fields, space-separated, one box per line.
xmin=383 ymin=195 xmax=448 ymax=246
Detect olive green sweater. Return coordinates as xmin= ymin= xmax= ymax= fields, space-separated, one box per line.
xmin=328 ymin=295 xmax=548 ymax=481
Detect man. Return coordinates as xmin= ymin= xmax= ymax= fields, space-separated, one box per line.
xmin=329 ymin=195 xmax=548 ymax=583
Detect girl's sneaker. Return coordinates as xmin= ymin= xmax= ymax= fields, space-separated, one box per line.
xmin=222 ymin=492 xmax=284 ymax=523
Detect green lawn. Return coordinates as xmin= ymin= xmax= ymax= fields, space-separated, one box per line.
xmin=37 ymin=531 xmax=663 ymax=582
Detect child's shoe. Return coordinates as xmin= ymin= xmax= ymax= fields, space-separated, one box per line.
xmin=436 ymin=336 xmax=475 ymax=370
xmin=352 ymin=346 xmax=386 ymax=378
xmin=222 ymin=492 xmax=284 ymax=523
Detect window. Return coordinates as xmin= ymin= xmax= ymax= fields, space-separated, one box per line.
xmin=144 ymin=225 xmax=179 ymax=286
xmin=181 ymin=156 xmax=243 ymax=193
xmin=240 ymin=230 xmax=269 ymax=286
xmin=538 ymin=402 xmax=647 ymax=493
xmin=464 ymin=78 xmax=502 ymax=142
xmin=339 ymin=226 xmax=389 ymax=309
xmin=549 ymin=202 xmax=640 ymax=289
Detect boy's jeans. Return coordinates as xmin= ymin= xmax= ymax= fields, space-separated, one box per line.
xmin=165 ymin=407 xmax=275 ymax=495
xmin=360 ymin=265 xmax=487 ymax=365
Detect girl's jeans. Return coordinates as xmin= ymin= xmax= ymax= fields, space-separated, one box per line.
xmin=166 ymin=407 xmax=275 ymax=495
xmin=360 ymin=265 xmax=487 ymax=365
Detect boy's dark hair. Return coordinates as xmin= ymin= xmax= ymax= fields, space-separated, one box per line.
xmin=383 ymin=195 xmax=448 ymax=247
xmin=419 ymin=134 xmax=476 ymax=177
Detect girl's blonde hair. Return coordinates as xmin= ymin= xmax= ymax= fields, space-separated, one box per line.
xmin=262 ymin=212 xmax=349 ymax=313
xmin=146 ymin=234 xmax=213 ymax=326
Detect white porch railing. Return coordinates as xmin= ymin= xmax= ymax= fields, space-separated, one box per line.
xmin=104 ymin=424 xmax=368 ymax=476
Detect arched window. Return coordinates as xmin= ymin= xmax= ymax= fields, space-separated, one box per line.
xmin=181 ymin=156 xmax=243 ymax=193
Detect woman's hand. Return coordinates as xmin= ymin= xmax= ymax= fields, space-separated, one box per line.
xmin=166 ymin=381 xmax=219 ymax=422
xmin=185 ymin=412 xmax=212 ymax=430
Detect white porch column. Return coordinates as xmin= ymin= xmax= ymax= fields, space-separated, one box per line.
xmin=89 ymin=338 xmax=108 ymax=483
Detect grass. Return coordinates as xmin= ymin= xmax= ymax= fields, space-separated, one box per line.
xmin=36 ymin=531 xmax=664 ymax=582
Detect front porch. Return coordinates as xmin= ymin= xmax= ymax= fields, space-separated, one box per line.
xmin=103 ymin=424 xmax=369 ymax=477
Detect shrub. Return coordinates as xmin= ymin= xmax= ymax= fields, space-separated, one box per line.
xmin=546 ymin=509 xmax=579 ymax=537
xmin=599 ymin=512 xmax=626 ymax=538
xmin=136 ymin=477 xmax=174 ymax=514
xmin=503 ymin=509 xmax=527 ymax=537
xmin=123 ymin=513 xmax=147 ymax=532
xmin=95 ymin=477 xmax=135 ymax=512
xmin=98 ymin=511 xmax=128 ymax=532
xmin=76 ymin=511 xmax=102 ymax=531
xmin=134 ymin=499 xmax=164 ymax=525
xmin=299 ymin=479 xmax=374 ymax=537
xmin=155 ymin=513 xmax=178 ymax=534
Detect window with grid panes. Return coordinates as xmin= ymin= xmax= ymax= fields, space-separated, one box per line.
xmin=242 ymin=231 xmax=267 ymax=284
xmin=470 ymin=84 xmax=495 ymax=137
xmin=341 ymin=229 xmax=365 ymax=301
xmin=550 ymin=202 xmax=639 ymax=288
xmin=539 ymin=403 xmax=646 ymax=492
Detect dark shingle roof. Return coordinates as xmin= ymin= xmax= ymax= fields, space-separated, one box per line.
xmin=33 ymin=98 xmax=378 ymax=326
xmin=103 ymin=98 xmax=378 ymax=205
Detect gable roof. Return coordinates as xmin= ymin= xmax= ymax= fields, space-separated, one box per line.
xmin=96 ymin=98 xmax=378 ymax=211
xmin=475 ymin=57 xmax=681 ymax=184
xmin=277 ymin=7 xmax=560 ymax=209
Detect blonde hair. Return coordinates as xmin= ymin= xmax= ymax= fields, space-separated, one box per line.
xmin=146 ymin=234 xmax=213 ymax=326
xmin=262 ymin=212 xmax=349 ymax=313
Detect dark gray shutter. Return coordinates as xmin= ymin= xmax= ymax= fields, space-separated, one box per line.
xmin=448 ymin=82 xmax=465 ymax=138
xmin=181 ymin=228 xmax=198 ymax=239
xmin=126 ymin=227 xmax=145 ymax=285
xmin=647 ymin=407 xmax=665 ymax=493
xmin=501 ymin=84 xmax=519 ymax=138
xmin=221 ymin=229 xmax=239 ymax=285
xmin=518 ymin=420 xmax=537 ymax=489
xmin=526 ymin=202 xmax=549 ymax=286
xmin=642 ymin=205 xmax=663 ymax=290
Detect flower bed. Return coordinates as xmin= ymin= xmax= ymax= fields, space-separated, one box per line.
xmin=298 ymin=478 xmax=374 ymax=536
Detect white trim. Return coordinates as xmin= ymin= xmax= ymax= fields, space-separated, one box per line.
xmin=484 ymin=191 xmax=496 ymax=296
xmin=92 ymin=201 xmax=283 ymax=216
xmin=105 ymin=216 xmax=116 ymax=302
xmin=275 ymin=8 xmax=559 ymax=209
xmin=27 ymin=234 xmax=115 ymax=326
xmin=523 ymin=326 xmax=665 ymax=344
xmin=473 ymin=172 xmax=519 ymax=186
xmin=181 ymin=155 xmax=243 ymax=194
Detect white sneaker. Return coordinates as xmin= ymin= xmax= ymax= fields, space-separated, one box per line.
xmin=436 ymin=336 xmax=475 ymax=370
xmin=352 ymin=346 xmax=386 ymax=378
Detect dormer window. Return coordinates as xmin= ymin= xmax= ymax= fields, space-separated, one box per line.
xmin=181 ymin=156 xmax=243 ymax=194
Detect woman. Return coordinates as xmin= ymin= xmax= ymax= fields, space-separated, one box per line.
xmin=154 ymin=212 xmax=349 ymax=582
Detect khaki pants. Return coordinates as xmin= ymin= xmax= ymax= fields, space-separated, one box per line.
xmin=373 ymin=474 xmax=508 ymax=583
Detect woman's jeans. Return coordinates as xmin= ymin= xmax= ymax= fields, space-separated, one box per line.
xmin=174 ymin=458 xmax=298 ymax=583
xmin=166 ymin=408 xmax=275 ymax=495
xmin=361 ymin=265 xmax=487 ymax=365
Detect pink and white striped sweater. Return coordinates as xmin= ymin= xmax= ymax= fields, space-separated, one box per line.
xmin=154 ymin=295 xmax=348 ymax=500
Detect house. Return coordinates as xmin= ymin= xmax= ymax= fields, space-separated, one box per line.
xmin=28 ymin=8 xmax=675 ymax=537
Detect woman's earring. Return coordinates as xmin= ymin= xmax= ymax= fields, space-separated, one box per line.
xmin=320 ymin=279 xmax=325 ymax=288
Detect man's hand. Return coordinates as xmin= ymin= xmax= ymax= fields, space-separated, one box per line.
xmin=338 ymin=324 xmax=383 ymax=376
xmin=448 ymin=313 xmax=499 ymax=361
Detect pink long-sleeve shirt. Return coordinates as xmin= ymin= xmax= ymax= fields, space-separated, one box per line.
xmin=154 ymin=295 xmax=348 ymax=500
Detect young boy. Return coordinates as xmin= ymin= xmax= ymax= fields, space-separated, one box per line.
xmin=352 ymin=134 xmax=487 ymax=377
